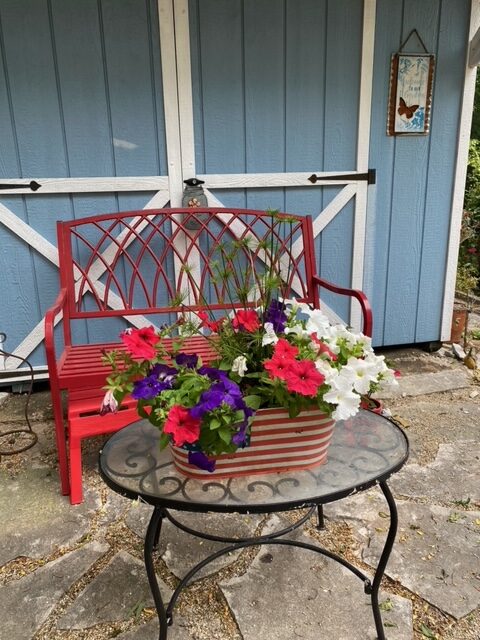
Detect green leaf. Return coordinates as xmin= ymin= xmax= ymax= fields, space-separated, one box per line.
xmin=243 ymin=394 xmax=262 ymax=410
xmin=419 ymin=623 xmax=437 ymax=638
xmin=158 ymin=432 xmax=170 ymax=449
xmin=218 ymin=427 xmax=232 ymax=444
xmin=379 ymin=598 xmax=394 ymax=612
xmin=209 ymin=418 xmax=221 ymax=430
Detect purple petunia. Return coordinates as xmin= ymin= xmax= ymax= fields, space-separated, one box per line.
xmin=131 ymin=374 xmax=165 ymax=400
xmin=150 ymin=363 xmax=177 ymax=381
xmin=189 ymin=387 xmax=226 ymax=419
xmin=232 ymin=405 xmax=254 ymax=447
xmin=197 ymin=366 xmax=229 ymax=381
xmin=132 ymin=364 xmax=178 ymax=400
xmin=188 ymin=450 xmax=216 ymax=472
xmin=175 ymin=352 xmax=198 ymax=368
xmin=190 ymin=377 xmax=245 ymax=419
xmin=265 ymin=299 xmax=287 ymax=332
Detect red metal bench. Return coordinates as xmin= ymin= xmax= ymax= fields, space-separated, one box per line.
xmin=44 ymin=208 xmax=372 ymax=504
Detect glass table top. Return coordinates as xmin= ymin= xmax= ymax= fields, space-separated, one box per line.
xmin=99 ymin=410 xmax=409 ymax=513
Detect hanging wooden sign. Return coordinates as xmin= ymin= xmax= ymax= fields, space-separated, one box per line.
xmin=387 ymin=30 xmax=435 ymax=136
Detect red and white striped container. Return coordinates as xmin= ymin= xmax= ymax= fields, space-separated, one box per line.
xmin=170 ymin=407 xmax=335 ymax=479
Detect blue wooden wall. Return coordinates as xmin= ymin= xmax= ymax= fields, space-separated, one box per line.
xmin=0 ymin=0 xmax=472 ymax=371
xmin=369 ymin=0 xmax=470 ymax=346
xmin=0 ymin=0 xmax=168 ymax=365
xmin=189 ymin=0 xmax=362 ymax=322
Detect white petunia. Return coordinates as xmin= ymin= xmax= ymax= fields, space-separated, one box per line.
xmin=232 ymin=355 xmax=248 ymax=377
xmin=343 ymin=356 xmax=380 ymax=395
xmin=262 ymin=322 xmax=279 ymax=346
xmin=323 ymin=376 xmax=360 ymax=421
xmin=314 ymin=359 xmax=338 ymax=385
xmin=284 ymin=323 xmax=308 ymax=338
xmin=305 ymin=309 xmax=331 ymax=336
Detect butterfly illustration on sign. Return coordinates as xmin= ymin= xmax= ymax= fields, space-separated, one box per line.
xmin=388 ymin=53 xmax=434 ymax=135
xmin=397 ymin=97 xmax=419 ymax=120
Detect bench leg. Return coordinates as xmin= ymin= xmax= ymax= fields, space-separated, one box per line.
xmin=69 ymin=432 xmax=84 ymax=505
xmin=51 ymin=391 xmax=70 ymax=496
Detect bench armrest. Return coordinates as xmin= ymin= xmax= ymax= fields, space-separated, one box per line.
xmin=44 ymin=288 xmax=68 ymax=377
xmin=312 ymin=275 xmax=373 ymax=337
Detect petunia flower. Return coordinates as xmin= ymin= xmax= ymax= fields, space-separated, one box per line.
xmin=262 ymin=322 xmax=279 ymax=346
xmin=131 ymin=374 xmax=166 ymax=400
xmin=188 ymin=450 xmax=216 ymax=472
xmin=197 ymin=311 xmax=225 ymax=332
xmin=163 ymin=405 xmax=201 ymax=446
xmin=265 ymin=299 xmax=287 ymax=332
xmin=323 ymin=376 xmax=361 ymax=420
xmin=342 ymin=356 xmax=380 ymax=395
xmin=100 ymin=390 xmax=118 ymax=415
xmin=285 ymin=360 xmax=325 ymax=396
xmin=232 ymin=309 xmax=260 ymax=332
xmin=264 ymin=355 xmax=294 ymax=380
xmin=198 ymin=366 xmax=229 ymax=381
xmin=232 ymin=355 xmax=248 ymax=377
xmin=121 ymin=326 xmax=159 ymax=359
xmin=310 ymin=332 xmax=338 ymax=361
xmin=273 ymin=338 xmax=299 ymax=359
xmin=175 ymin=352 xmax=198 ymax=368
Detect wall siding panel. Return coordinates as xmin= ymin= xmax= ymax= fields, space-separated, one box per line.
xmin=0 ymin=0 xmax=168 ymax=367
xmin=414 ymin=0 xmax=470 ymax=342
xmin=369 ymin=0 xmax=469 ymax=346
xmin=367 ymin=0 xmax=403 ymax=345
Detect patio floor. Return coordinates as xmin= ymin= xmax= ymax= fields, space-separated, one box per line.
xmin=0 ymin=346 xmax=479 ymax=640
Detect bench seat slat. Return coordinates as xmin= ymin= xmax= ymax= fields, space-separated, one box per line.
xmin=57 ymin=336 xmax=219 ymax=389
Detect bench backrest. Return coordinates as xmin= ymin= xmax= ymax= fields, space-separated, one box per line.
xmin=57 ymin=208 xmax=319 ymax=326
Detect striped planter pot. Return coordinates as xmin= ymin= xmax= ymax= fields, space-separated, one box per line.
xmin=170 ymin=407 xmax=335 ymax=480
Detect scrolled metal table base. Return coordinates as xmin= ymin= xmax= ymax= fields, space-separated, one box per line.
xmin=144 ymin=482 xmax=398 ymax=640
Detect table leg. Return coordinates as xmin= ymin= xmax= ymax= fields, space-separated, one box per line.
xmin=316 ymin=504 xmax=325 ymax=530
xmin=368 ymin=481 xmax=398 ymax=640
xmin=144 ymin=507 xmax=169 ymax=640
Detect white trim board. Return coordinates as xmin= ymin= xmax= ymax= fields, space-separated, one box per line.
xmin=441 ymin=0 xmax=480 ymax=341
xmin=0 ymin=176 xmax=169 ymax=195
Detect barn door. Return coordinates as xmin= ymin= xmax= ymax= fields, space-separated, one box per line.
xmin=0 ymin=0 xmax=174 ymax=382
xmin=168 ymin=0 xmax=376 ymax=330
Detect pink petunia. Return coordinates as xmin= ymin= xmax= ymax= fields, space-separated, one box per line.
xmin=163 ymin=405 xmax=201 ymax=446
xmin=121 ymin=326 xmax=159 ymax=359
xmin=263 ymin=355 xmax=295 ymax=381
xmin=273 ymin=338 xmax=299 ymax=359
xmin=310 ymin=332 xmax=337 ymax=360
xmin=232 ymin=309 xmax=260 ymax=332
xmin=197 ymin=310 xmax=225 ymax=332
xmin=285 ymin=360 xmax=325 ymax=397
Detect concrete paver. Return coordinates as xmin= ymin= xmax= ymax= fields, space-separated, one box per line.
xmin=220 ymin=516 xmax=413 ymax=640
xmin=125 ymin=502 xmax=264 ymax=579
xmin=0 ymin=541 xmax=108 ymax=640
xmin=378 ymin=368 xmax=472 ymax=398
xmin=57 ymin=550 xmax=170 ymax=628
xmin=392 ymin=440 xmax=480 ymax=505
xmin=327 ymin=489 xmax=480 ymax=619
xmin=0 ymin=467 xmax=100 ymax=565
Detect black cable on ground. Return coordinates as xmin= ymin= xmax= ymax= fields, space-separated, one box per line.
xmin=0 ymin=333 xmax=38 ymax=456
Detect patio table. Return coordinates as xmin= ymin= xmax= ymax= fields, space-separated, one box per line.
xmin=99 ymin=409 xmax=409 ymax=639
